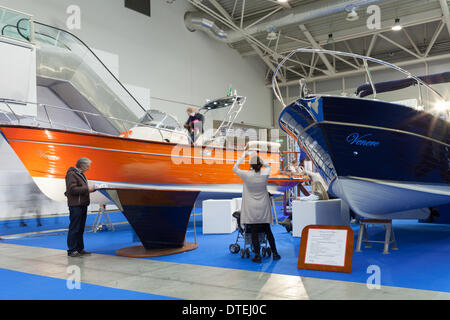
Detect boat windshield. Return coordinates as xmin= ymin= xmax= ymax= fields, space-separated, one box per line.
xmin=138 ymin=110 xmax=182 ymax=131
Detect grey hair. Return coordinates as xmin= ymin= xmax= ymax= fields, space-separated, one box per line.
xmin=76 ymin=157 xmax=91 ymax=169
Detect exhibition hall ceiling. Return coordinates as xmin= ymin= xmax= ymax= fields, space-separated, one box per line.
xmin=188 ymin=0 xmax=450 ymax=85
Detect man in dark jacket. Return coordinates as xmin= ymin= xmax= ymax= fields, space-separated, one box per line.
xmin=65 ymin=157 xmax=95 ymax=257
xmin=184 ymin=107 xmax=204 ymax=143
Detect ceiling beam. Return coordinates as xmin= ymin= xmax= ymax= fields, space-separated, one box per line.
xmin=240 ymin=0 xmax=245 ymax=29
xmin=299 ymin=24 xmax=334 ymax=75
xmin=424 ymin=20 xmax=445 ymax=57
xmin=200 ymin=4 xmax=330 ymax=84
xmin=268 ymin=52 xmax=450 ymax=88
xmin=402 ymin=28 xmax=422 ymax=57
xmin=267 ymin=60 xmax=307 ymax=79
xmin=343 ymin=40 xmax=361 ymax=67
xmin=366 ymin=34 xmax=378 ymax=56
xmin=439 ymin=0 xmax=450 ymax=36
xmin=296 ymin=52 xmax=308 ymax=75
xmin=207 ymin=0 xmax=234 ymax=22
xmin=377 ymin=34 xmax=422 ymax=60
xmin=333 ymin=53 xmax=360 ymax=70
xmin=251 ymin=43 xmax=286 ymax=82
xmin=191 ymin=0 xmax=287 ymax=82
xmin=268 ymin=51 xmax=328 ymax=75
xmin=282 ymin=34 xmax=311 ymax=46
xmin=245 ymin=7 xmax=283 ymax=30
xmin=231 ymin=0 xmax=238 ymax=19
xmin=309 ymin=53 xmax=319 ymax=78
xmin=241 ymin=9 xmax=443 ymax=58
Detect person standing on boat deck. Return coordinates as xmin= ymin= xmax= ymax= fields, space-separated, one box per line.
xmin=233 ymin=150 xmax=281 ymax=263
xmin=65 ymin=157 xmax=95 ymax=257
xmin=184 ymin=107 xmax=204 ymax=144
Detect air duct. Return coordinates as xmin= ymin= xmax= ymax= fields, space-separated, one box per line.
xmin=185 ymin=0 xmax=390 ymax=43
xmin=184 ymin=11 xmax=229 ymax=40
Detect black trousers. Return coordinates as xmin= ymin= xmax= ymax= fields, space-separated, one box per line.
xmin=247 ymin=223 xmax=278 ymax=256
xmin=67 ymin=206 xmax=87 ymax=253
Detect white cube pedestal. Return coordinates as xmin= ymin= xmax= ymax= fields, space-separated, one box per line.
xmin=292 ymin=199 xmax=349 ymax=237
xmin=233 ymin=198 xmax=242 ymax=212
xmin=202 ymin=199 xmax=237 ymax=234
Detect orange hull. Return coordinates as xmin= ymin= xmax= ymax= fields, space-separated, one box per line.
xmin=0 ymin=125 xmax=282 ymax=192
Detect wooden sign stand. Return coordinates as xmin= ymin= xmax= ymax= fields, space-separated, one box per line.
xmin=298 ymin=225 xmax=354 ymax=273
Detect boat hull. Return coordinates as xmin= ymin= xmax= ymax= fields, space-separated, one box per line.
xmin=0 ymin=125 xmax=284 ymax=253
xmin=0 ymin=125 xmax=282 ymax=201
xmin=100 ymin=188 xmax=199 ymax=249
xmin=279 ymin=95 xmax=450 ymax=218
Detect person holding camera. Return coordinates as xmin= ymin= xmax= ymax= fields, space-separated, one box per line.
xmin=233 ymin=150 xmax=281 ymax=263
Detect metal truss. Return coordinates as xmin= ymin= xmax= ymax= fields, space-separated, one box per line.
xmin=189 ymin=0 xmax=450 ymax=87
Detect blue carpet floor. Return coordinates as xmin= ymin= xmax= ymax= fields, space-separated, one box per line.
xmin=0 ymin=267 xmax=179 ymax=300
xmin=0 ymin=211 xmax=128 ymax=236
xmin=2 ymin=213 xmax=450 ymax=293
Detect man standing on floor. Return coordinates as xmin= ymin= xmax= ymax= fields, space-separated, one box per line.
xmin=65 ymin=157 xmax=95 ymax=257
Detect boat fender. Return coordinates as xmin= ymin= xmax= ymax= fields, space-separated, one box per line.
xmin=119 ymin=129 xmax=133 ymax=138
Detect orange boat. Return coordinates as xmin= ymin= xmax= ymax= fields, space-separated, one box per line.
xmin=0 ymin=123 xmax=283 ymax=253
xmin=0 ymin=96 xmax=286 ymax=255
xmin=0 ymin=124 xmax=282 ymax=197
xmin=0 ymin=9 xmax=290 ymax=255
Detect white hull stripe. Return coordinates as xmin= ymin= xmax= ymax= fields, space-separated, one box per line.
xmin=32 ymin=177 xmax=283 ymax=194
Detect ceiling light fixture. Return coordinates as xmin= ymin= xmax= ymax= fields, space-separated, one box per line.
xmin=266 ymin=26 xmax=277 ymax=41
xmin=267 ymin=32 xmax=277 ymax=41
xmin=327 ymin=33 xmax=334 ymax=44
xmin=277 ymin=0 xmax=289 ymax=3
xmin=392 ymin=18 xmax=402 ymax=31
xmin=434 ymin=101 xmax=450 ymax=112
xmin=345 ymin=6 xmax=359 ymax=21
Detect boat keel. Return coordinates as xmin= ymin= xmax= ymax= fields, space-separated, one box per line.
xmin=100 ymin=188 xmax=200 ymax=256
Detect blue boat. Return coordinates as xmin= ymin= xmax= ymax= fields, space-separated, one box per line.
xmin=275 ymin=49 xmax=449 ymax=219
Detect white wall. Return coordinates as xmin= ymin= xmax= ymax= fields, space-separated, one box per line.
xmin=0 ymin=0 xmax=273 ymax=219
xmin=0 ymin=0 xmax=272 ymax=128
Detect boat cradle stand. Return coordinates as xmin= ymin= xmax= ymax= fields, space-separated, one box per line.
xmin=356 ymin=219 xmax=398 ymax=254
xmin=92 ymin=204 xmax=115 ymax=232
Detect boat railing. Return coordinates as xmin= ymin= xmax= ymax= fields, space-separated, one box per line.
xmin=0 ymin=98 xmax=191 ymax=142
xmin=200 ymin=95 xmax=247 ymax=145
xmin=212 ymin=96 xmax=246 ymax=138
xmin=272 ymin=48 xmax=446 ymax=113
xmin=0 ymin=98 xmax=285 ymax=153
xmin=0 ymin=5 xmax=34 ymax=44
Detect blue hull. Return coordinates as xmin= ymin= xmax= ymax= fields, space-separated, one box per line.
xmin=279 ymin=95 xmax=450 ymax=218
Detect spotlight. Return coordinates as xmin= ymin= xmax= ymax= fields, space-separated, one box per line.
xmin=267 ymin=31 xmax=277 ymax=41
xmin=434 ymin=101 xmax=450 ymax=111
xmin=266 ymin=27 xmax=277 ymax=40
xmin=345 ymin=6 xmax=359 ymax=21
xmin=277 ymin=0 xmax=288 ymax=3
xmin=392 ymin=18 xmax=402 ymax=31
xmin=327 ymin=34 xmax=334 ymax=44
